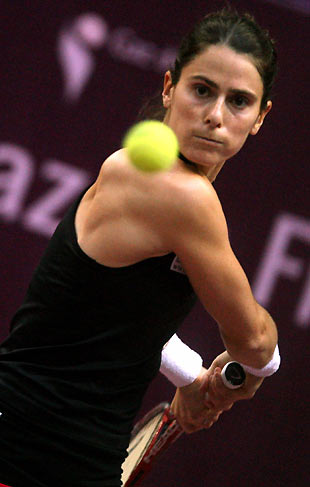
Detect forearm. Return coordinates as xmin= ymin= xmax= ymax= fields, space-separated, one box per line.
xmin=220 ymin=303 xmax=278 ymax=369
xmin=160 ymin=334 xmax=280 ymax=432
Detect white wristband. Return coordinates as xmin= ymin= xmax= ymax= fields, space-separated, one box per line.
xmin=241 ymin=345 xmax=281 ymax=377
xmin=160 ymin=334 xmax=203 ymax=387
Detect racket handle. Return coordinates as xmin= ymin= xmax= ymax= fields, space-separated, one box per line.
xmin=221 ymin=361 xmax=246 ymax=389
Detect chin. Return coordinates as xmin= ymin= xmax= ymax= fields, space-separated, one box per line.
xmin=191 ymin=149 xmax=223 ymax=167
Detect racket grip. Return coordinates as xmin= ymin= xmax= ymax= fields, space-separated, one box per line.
xmin=221 ymin=361 xmax=246 ymax=389
xmin=205 ymin=361 xmax=246 ymax=402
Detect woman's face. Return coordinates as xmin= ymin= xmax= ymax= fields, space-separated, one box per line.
xmin=163 ymin=44 xmax=272 ymax=174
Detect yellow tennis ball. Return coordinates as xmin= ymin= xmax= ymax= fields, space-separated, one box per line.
xmin=123 ymin=120 xmax=179 ymax=172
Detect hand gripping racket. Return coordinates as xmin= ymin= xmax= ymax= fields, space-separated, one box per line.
xmin=121 ymin=362 xmax=245 ymax=486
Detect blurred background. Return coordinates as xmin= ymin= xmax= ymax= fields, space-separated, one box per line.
xmin=0 ymin=1 xmax=309 ymax=485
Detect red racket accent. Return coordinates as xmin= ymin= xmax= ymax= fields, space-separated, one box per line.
xmin=122 ymin=363 xmax=245 ymax=486
xmin=122 ymin=403 xmax=183 ymax=486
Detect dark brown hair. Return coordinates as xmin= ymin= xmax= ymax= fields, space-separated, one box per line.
xmin=138 ymin=8 xmax=277 ymax=120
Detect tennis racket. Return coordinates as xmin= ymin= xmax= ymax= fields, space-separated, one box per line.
xmin=121 ymin=361 xmax=245 ymax=486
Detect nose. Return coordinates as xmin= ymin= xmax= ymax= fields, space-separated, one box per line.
xmin=204 ymin=97 xmax=224 ymax=128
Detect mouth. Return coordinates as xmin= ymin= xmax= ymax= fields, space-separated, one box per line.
xmin=195 ymin=135 xmax=223 ymax=145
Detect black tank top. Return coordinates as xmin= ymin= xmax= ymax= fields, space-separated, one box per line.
xmin=0 ymin=187 xmax=196 ymax=484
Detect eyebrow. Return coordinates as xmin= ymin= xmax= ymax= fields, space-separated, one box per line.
xmin=190 ymin=75 xmax=258 ymax=101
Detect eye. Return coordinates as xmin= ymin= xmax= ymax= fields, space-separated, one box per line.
xmin=194 ymin=84 xmax=210 ymax=97
xmin=231 ymin=95 xmax=249 ymax=109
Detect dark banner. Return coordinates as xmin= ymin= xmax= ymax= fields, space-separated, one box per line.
xmin=1 ymin=1 xmax=309 ymax=486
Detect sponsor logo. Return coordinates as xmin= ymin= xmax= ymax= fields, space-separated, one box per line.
xmin=170 ymin=256 xmax=186 ymax=275
xmin=0 ymin=143 xmax=90 ymax=237
xmin=253 ymin=213 xmax=310 ymax=328
xmin=57 ymin=13 xmax=177 ymax=102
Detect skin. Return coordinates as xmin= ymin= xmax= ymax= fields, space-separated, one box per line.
xmin=76 ymin=45 xmax=278 ymax=433
xmin=163 ymin=45 xmax=274 ymax=431
xmin=163 ymin=44 xmax=272 ymax=182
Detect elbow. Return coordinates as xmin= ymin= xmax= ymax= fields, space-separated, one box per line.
xmin=243 ymin=308 xmax=278 ymax=368
xmin=227 ymin=336 xmax=277 ymax=370
xmin=246 ymin=335 xmax=277 ymax=369
xmin=223 ymin=307 xmax=278 ymax=369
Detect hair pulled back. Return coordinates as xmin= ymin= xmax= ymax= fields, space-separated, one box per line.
xmin=138 ymin=8 xmax=277 ymax=120
xmin=171 ymin=9 xmax=277 ymax=110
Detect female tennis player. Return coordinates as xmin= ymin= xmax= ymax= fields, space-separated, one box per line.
xmin=0 ymin=8 xmax=279 ymax=487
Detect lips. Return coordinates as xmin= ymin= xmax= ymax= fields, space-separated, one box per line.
xmin=195 ymin=135 xmax=223 ymax=144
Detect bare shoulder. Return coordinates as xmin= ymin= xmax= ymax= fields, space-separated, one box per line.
xmin=96 ymin=149 xmax=219 ymax=222
xmin=169 ymin=171 xmax=223 ymax=218
xmin=118 ymin=151 xmax=227 ymax=244
xmin=77 ymin=149 xmax=228 ymax=265
xmin=157 ymin=168 xmax=229 ymax=250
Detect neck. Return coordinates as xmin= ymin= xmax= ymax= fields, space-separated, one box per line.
xmin=178 ymin=151 xmax=225 ymax=182
xmin=178 ymin=152 xmax=196 ymax=167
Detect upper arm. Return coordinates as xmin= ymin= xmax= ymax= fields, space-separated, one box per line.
xmin=163 ymin=180 xmax=270 ymax=357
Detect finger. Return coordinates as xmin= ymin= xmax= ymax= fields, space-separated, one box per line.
xmin=199 ymin=371 xmax=210 ymax=393
xmin=203 ymin=368 xmax=221 ymax=406
xmin=203 ymin=420 xmax=214 ymax=429
xmin=204 ymin=392 xmax=215 ymax=408
xmin=207 ymin=372 xmax=236 ymax=409
xmin=205 ymin=370 xmax=223 ymax=401
xmin=214 ymin=367 xmax=237 ymax=397
xmin=182 ymin=422 xmax=203 ymax=434
xmin=203 ymin=412 xmax=221 ymax=429
xmin=182 ymin=408 xmax=220 ymax=432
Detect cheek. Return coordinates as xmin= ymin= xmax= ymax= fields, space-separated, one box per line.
xmin=169 ymin=98 xmax=195 ymax=136
xmin=230 ymin=113 xmax=257 ymax=141
xmin=173 ymin=89 xmax=197 ymax=118
xmin=224 ymin=117 xmax=255 ymax=156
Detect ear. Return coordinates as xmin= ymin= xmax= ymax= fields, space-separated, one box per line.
xmin=162 ymin=71 xmax=175 ymax=109
xmin=250 ymin=100 xmax=272 ymax=135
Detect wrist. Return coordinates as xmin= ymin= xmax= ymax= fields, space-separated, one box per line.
xmin=160 ymin=334 xmax=203 ymax=387
xmin=240 ymin=345 xmax=281 ymax=377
